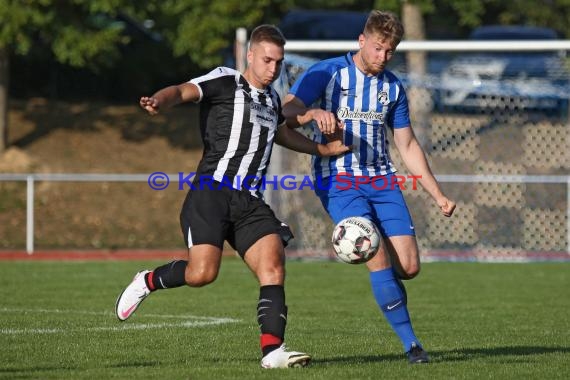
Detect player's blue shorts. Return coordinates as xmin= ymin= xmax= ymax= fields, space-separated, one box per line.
xmin=314 ymin=173 xmax=415 ymax=238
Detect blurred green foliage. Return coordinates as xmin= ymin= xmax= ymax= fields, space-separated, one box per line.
xmin=0 ymin=0 xmax=569 ymax=100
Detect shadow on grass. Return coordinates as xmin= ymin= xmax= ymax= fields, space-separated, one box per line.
xmin=317 ymin=345 xmax=570 ymax=364
xmin=0 ymin=361 xmax=161 ymax=376
xmin=434 ymin=345 xmax=570 ymax=362
xmin=106 ymin=360 xmax=163 ymax=368
xmin=316 ymin=353 xmax=403 ymax=364
xmin=0 ymin=366 xmax=75 ymax=374
xmin=2 ymin=346 xmax=568 ymax=375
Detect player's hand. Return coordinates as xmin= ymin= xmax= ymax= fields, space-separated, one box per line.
xmin=140 ymin=96 xmax=160 ymax=115
xmin=438 ymin=197 xmax=456 ymax=217
xmin=318 ymin=138 xmax=351 ymax=157
xmin=323 ymin=124 xmax=344 ymax=142
xmin=311 ymin=109 xmax=338 ymax=135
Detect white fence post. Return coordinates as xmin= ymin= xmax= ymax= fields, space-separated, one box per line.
xmin=235 ymin=27 xmax=248 ymax=72
xmin=26 ymin=175 xmax=34 ymax=254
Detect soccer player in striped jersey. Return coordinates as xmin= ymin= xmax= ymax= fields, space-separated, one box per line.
xmin=115 ymin=24 xmax=349 ymax=369
xmin=283 ymin=10 xmax=456 ymax=364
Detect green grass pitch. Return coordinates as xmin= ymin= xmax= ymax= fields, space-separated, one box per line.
xmin=1 ymin=258 xmax=569 ymax=379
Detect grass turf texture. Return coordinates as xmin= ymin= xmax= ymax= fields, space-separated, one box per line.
xmin=1 ymin=259 xmax=569 ymax=379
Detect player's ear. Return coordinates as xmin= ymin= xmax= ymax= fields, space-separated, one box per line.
xmin=247 ymin=46 xmax=254 ymax=66
xmin=358 ymin=34 xmax=365 ymax=49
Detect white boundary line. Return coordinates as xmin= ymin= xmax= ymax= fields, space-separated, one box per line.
xmin=1 ymin=320 xmax=238 ymax=335
xmin=0 ymin=307 xmax=240 ymax=335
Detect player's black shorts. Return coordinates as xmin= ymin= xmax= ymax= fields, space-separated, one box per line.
xmin=179 ymin=185 xmax=293 ymax=258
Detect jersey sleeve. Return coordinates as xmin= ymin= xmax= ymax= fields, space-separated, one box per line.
xmin=288 ymin=62 xmax=334 ymax=107
xmin=387 ymin=81 xmax=411 ymax=129
xmin=190 ymin=67 xmax=237 ymax=102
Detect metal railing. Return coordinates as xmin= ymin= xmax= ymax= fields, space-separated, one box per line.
xmin=234 ymin=26 xmax=570 ymax=71
xmin=0 ymin=173 xmax=180 ymax=254
xmin=0 ymin=173 xmax=568 ymax=254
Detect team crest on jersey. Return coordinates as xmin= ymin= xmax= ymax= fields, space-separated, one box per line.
xmin=378 ymin=91 xmax=390 ymax=105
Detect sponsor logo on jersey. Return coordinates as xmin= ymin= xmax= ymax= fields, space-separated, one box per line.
xmin=337 ymin=106 xmax=385 ymax=122
xmin=250 ymin=102 xmax=277 ymax=128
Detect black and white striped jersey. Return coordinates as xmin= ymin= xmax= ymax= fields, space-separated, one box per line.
xmin=189 ymin=67 xmax=284 ymax=197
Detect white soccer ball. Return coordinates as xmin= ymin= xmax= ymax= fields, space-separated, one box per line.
xmin=331 ymin=217 xmax=380 ymax=264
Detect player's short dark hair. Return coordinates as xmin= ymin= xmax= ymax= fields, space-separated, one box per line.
xmin=364 ymin=10 xmax=404 ymax=46
xmin=250 ymin=24 xmax=286 ymax=48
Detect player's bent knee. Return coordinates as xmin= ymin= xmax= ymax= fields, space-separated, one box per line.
xmin=400 ymin=262 xmax=420 ymax=279
xmin=186 ymin=275 xmax=217 ymax=287
xmin=185 ymin=268 xmax=219 ymax=287
xmin=256 ymin=266 xmax=285 ymax=285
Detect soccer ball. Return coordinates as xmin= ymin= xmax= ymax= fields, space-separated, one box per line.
xmin=331 ymin=217 xmax=380 ymax=264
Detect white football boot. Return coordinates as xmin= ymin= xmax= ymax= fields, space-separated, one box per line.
xmin=115 ymin=270 xmax=151 ymax=321
xmin=260 ymin=344 xmax=311 ymax=368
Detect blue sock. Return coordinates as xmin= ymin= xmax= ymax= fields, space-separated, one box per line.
xmin=392 ymin=268 xmax=408 ymax=305
xmin=370 ymin=268 xmax=419 ymax=352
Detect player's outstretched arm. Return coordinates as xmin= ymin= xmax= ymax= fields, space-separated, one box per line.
xmin=139 ymin=82 xmax=199 ymax=115
xmin=393 ymin=126 xmax=456 ymax=217
xmin=274 ymin=124 xmax=350 ymax=157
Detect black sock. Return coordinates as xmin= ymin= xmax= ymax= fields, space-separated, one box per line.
xmin=145 ymin=260 xmax=187 ymax=290
xmin=258 ymin=285 xmax=287 ymax=356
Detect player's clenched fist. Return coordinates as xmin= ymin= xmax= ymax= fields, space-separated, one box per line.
xmin=140 ymin=97 xmax=160 ymax=115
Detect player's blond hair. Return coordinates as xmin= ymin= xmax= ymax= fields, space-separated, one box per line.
xmin=364 ymin=10 xmax=404 ymax=46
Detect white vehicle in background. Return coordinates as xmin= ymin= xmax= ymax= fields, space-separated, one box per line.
xmin=438 ymin=25 xmax=570 ymax=116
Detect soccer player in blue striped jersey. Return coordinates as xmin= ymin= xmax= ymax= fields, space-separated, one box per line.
xmin=283 ymin=10 xmax=456 ymax=364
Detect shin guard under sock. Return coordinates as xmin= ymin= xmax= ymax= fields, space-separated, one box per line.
xmin=257 ymin=285 xmax=287 ymax=356
xmin=145 ymin=260 xmax=187 ymax=291
xmin=394 ymin=274 xmax=408 ymax=305
xmin=370 ymin=268 xmax=419 ymax=352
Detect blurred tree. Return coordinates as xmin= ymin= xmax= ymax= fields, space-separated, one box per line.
xmin=401 ymin=1 xmax=431 ymax=148
xmin=151 ymin=0 xmax=376 ymax=69
xmin=2 ymin=0 xmax=569 ymax=154
xmin=491 ymin=0 xmax=570 ymax=37
xmin=377 ymin=0 xmax=570 ymax=38
xmin=432 ymin=0 xmax=570 ymax=37
xmin=0 ymin=0 xmax=153 ymax=154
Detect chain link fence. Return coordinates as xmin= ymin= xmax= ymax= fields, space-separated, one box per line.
xmin=268 ymin=43 xmax=570 ymax=262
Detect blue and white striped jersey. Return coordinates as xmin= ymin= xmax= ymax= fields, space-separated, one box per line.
xmin=289 ymin=52 xmax=411 ymax=179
